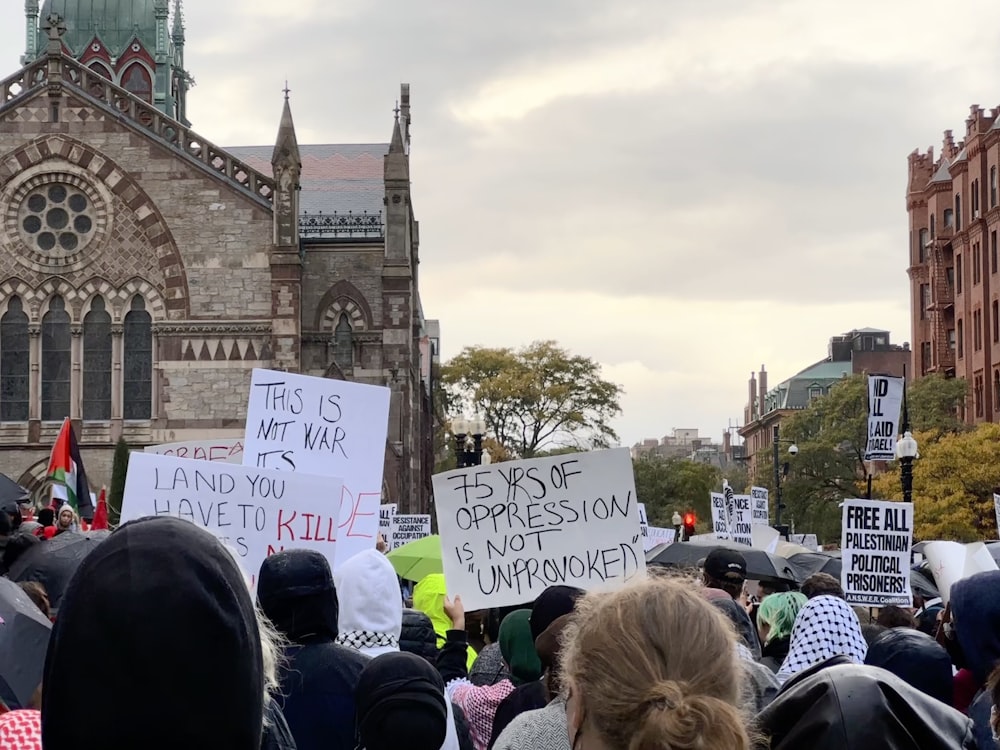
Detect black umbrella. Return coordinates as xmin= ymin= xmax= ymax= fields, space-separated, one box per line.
xmin=909 ymin=566 xmax=940 ymax=600
xmin=9 ymin=530 xmax=110 ymax=614
xmin=787 ymin=552 xmax=841 ymax=584
xmin=0 ymin=473 xmax=28 ymax=515
xmin=647 ymin=542 xmax=797 ymax=583
xmin=0 ymin=576 xmax=51 ymax=708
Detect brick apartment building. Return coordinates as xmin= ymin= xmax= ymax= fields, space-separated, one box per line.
xmin=0 ymin=2 xmax=438 ymax=511
xmin=907 ymin=105 xmax=1000 ymax=423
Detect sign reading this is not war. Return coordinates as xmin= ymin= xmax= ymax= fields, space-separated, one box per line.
xmin=433 ymin=448 xmax=645 ymax=611
xmin=864 ymin=375 xmax=904 ymax=461
xmin=840 ymin=499 xmax=913 ymax=606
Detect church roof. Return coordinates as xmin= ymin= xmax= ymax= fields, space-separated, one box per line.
xmin=40 ymin=0 xmax=160 ymax=56
xmin=228 ymin=144 xmax=389 ymax=217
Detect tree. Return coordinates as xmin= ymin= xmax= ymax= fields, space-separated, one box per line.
xmin=442 ymin=341 xmax=623 ymax=458
xmin=632 ymin=457 xmax=720 ymax=530
xmin=108 ymin=436 xmax=129 ymax=527
xmin=871 ymin=423 xmax=1000 ymax=541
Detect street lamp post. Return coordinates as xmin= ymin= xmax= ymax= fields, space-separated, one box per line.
xmin=896 ymin=384 xmax=918 ymax=503
xmin=772 ymin=424 xmax=798 ymax=530
xmin=453 ymin=417 xmax=487 ymax=468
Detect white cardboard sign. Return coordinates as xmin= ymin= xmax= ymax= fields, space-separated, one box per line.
xmin=380 ymin=503 xmax=397 ymax=547
xmin=864 ymin=375 xmax=904 ymax=461
xmin=646 ymin=525 xmax=676 ymax=550
xmin=841 ymin=499 xmax=913 ymax=606
xmin=145 ymin=438 xmax=244 ymax=464
xmin=923 ymin=540 xmax=999 ymax=604
xmin=120 ymin=452 xmax=342 ymax=589
xmin=391 ymin=514 xmax=432 ymax=549
xmin=241 ymin=368 xmax=390 ymax=567
xmin=433 ymin=448 xmax=645 ymax=610
xmin=751 ymin=486 xmax=769 ymax=527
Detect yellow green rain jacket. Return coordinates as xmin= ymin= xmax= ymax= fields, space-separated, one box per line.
xmin=413 ymin=573 xmax=478 ymax=671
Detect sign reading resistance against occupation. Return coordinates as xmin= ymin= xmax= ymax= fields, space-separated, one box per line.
xmin=433 ymin=447 xmax=645 ymax=610
xmin=242 ymin=368 xmax=391 ymax=567
xmin=840 ymin=498 xmax=913 ymax=606
xmin=864 ymin=375 xmax=904 ymax=461
xmin=391 ymin=514 xmax=432 ymax=549
xmin=120 ymin=452 xmax=342 ymax=588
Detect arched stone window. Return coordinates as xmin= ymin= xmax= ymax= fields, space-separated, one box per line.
xmin=41 ymin=295 xmax=71 ymax=421
xmin=121 ymin=63 xmax=152 ymax=103
xmin=123 ymin=297 xmax=152 ymax=420
xmin=333 ymin=313 xmax=353 ymax=370
xmin=83 ymin=296 xmax=112 ymax=420
xmin=0 ymin=297 xmax=29 ymax=422
xmin=88 ymin=61 xmax=113 ymax=80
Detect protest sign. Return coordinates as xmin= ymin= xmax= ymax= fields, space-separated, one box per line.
xmin=433 ymin=448 xmax=645 ymax=610
xmin=711 ymin=484 xmax=752 ymax=546
xmin=120 ymin=452 xmax=342 ymax=588
xmin=994 ymin=493 xmax=1000 ymax=539
xmin=646 ymin=526 xmax=676 ymax=550
xmin=840 ymin=499 xmax=913 ymax=606
xmin=380 ymin=503 xmax=397 ymax=547
xmin=146 ymin=438 xmax=244 ymax=464
xmin=241 ymin=368 xmax=391 ymax=567
xmin=710 ymin=493 xmax=730 ymax=540
xmin=864 ymin=375 xmax=904 ymax=461
xmin=923 ymin=541 xmax=999 ymax=604
xmin=391 ymin=514 xmax=432 ymax=549
xmin=751 ymin=486 xmax=769 ymax=527
xmin=637 ymin=502 xmax=649 ymax=546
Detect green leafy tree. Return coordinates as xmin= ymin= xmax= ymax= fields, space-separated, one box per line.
xmin=632 ymin=457 xmax=720 ymax=531
xmin=108 ymin=436 xmax=129 ymax=527
xmin=442 ymin=340 xmax=623 ymax=458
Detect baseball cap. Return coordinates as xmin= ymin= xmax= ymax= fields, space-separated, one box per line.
xmin=704 ymin=548 xmax=747 ymax=582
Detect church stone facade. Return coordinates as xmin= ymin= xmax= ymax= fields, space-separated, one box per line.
xmin=0 ymin=1 xmax=437 ymax=512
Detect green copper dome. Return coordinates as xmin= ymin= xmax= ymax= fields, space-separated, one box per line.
xmin=39 ymin=0 xmax=161 ymax=57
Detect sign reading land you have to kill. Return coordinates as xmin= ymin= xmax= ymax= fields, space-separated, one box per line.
xmin=119 ymin=452 xmax=342 ymax=587
xmin=840 ymin=498 xmax=913 ymax=606
xmin=433 ymin=448 xmax=645 ymax=611
xmin=242 ymin=368 xmax=390 ymax=567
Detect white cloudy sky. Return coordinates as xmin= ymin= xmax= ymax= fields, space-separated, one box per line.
xmin=3 ymin=0 xmax=998 ymax=446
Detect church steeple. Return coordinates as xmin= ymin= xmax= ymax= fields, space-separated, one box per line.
xmin=22 ymin=0 xmax=40 ymax=65
xmin=272 ymin=88 xmax=301 ymax=249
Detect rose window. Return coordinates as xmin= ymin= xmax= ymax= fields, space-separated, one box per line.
xmin=18 ymin=185 xmax=95 ymax=255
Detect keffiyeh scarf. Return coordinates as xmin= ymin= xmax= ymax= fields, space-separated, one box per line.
xmin=336 ymin=629 xmax=398 ymax=651
xmin=0 ymin=710 xmax=41 ymax=750
xmin=776 ymin=595 xmax=867 ymax=685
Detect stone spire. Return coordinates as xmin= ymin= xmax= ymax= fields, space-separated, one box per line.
xmin=171 ymin=0 xmax=185 ymax=41
xmin=384 ymin=95 xmax=411 ymax=263
xmin=271 ymin=89 xmax=301 ymax=249
xmin=23 ymin=0 xmax=40 ymax=64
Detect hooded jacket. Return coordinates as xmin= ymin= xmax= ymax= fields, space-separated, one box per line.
xmin=401 ymin=608 xmax=439 ymax=663
xmin=258 ymin=549 xmax=369 ymax=750
xmin=864 ymin=627 xmax=953 ymax=706
xmin=757 ymin=663 xmax=976 ymax=750
xmin=950 ymin=570 xmax=1000 ymax=749
xmin=414 ymin=574 xmax=477 ymax=670
xmin=334 ymin=549 xmax=403 ymax=657
xmin=776 ymin=595 xmax=866 ymax=685
xmin=42 ymin=517 xmax=265 ymax=750
xmin=356 ymin=652 xmax=449 ymax=750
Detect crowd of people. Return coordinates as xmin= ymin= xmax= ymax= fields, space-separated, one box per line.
xmin=1 ymin=509 xmax=998 ymax=748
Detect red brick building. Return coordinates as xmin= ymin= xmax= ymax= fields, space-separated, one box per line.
xmin=907 ymin=105 xmax=1000 ymax=422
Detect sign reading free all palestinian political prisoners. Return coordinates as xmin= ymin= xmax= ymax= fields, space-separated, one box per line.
xmin=864 ymin=375 xmax=904 ymax=461
xmin=433 ymin=448 xmax=645 ymax=611
xmin=241 ymin=368 xmax=390 ymax=567
xmin=120 ymin=452 xmax=343 ymax=589
xmin=840 ymin=499 xmax=913 ymax=606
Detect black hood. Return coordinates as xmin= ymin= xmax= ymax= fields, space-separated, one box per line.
xmin=951 ymin=570 xmax=1000 ymax=684
xmin=757 ymin=663 xmax=976 ymax=750
xmin=864 ymin=628 xmax=953 ymax=706
xmin=356 ymin=651 xmax=447 ymax=750
xmin=400 ymin=608 xmax=438 ymax=663
xmin=41 ymin=516 xmax=264 ymax=750
xmin=257 ymin=549 xmax=339 ymax=644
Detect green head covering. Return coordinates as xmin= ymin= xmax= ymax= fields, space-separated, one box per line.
xmin=499 ymin=609 xmax=542 ymax=686
xmin=757 ymin=591 xmax=807 ymax=644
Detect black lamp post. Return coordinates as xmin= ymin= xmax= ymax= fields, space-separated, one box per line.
xmin=772 ymin=424 xmax=798 ymax=531
xmin=896 ymin=385 xmax=918 ymax=503
xmin=453 ymin=417 xmax=489 ymax=468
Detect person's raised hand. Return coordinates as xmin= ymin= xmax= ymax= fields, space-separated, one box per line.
xmin=443 ymin=594 xmax=466 ymax=631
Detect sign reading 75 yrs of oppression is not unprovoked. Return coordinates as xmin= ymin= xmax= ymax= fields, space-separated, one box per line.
xmin=120 ymin=452 xmax=343 ymax=589
xmin=840 ymin=498 xmax=913 ymax=607
xmin=433 ymin=447 xmax=646 ymax=611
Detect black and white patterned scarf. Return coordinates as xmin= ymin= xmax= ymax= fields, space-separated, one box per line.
xmin=336 ymin=629 xmax=399 ymax=652
xmin=777 ymin=595 xmax=866 ymax=685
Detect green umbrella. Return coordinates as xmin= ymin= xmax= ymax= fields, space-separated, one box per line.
xmin=386 ymin=534 xmax=443 ymax=583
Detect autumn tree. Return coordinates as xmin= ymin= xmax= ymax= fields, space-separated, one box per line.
xmin=441 ymin=341 xmax=623 ymax=458
xmin=632 ymin=457 xmax=720 ymax=531
xmin=108 ymin=436 xmax=129 ymax=527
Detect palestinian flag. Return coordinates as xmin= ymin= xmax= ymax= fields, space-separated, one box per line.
xmin=47 ymin=418 xmax=93 ymax=519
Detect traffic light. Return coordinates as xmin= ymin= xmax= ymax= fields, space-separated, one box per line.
xmin=683 ymin=512 xmax=696 ymax=541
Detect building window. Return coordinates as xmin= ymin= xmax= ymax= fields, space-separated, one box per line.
xmin=919 ymin=228 xmax=929 ymax=263
xmin=995 ymin=300 xmax=999 ymax=343
xmin=995 ymin=370 xmax=1000 ymax=411
xmin=974 ymin=309 xmax=983 ymax=351
xmin=121 ymin=63 xmax=152 ymax=103
xmin=83 ymin=296 xmax=112 ymax=420
xmin=975 ymin=243 xmax=982 ymax=285
xmin=921 ymin=341 xmax=932 ymax=374
xmin=920 ymin=283 xmax=931 ymax=319
xmin=88 ymin=61 xmax=112 ymax=80
xmin=975 ymin=372 xmax=984 ymax=417
xmin=957 ymin=254 xmax=963 ymax=294
xmin=944 ymin=208 xmax=954 ymax=228
xmin=123 ymin=297 xmax=152 ymax=420
xmin=993 ymin=231 xmax=998 ymax=275
xmin=993 ymin=166 xmax=998 ymax=208
xmin=808 ymin=385 xmax=823 ymax=401
xmin=41 ymin=295 xmax=71 ymax=421
xmin=333 ymin=314 xmax=353 ymax=370
xmin=0 ymin=297 xmax=29 ymax=422
xmin=955 ymin=194 xmax=962 ymax=230
xmin=947 ymin=265 xmax=955 ymax=289
xmin=973 ymin=180 xmax=981 ymax=218
xmin=957 ymin=319 xmax=964 ymax=358
xmin=930 ymin=214 xmax=936 ymax=239
xmin=948 ymin=328 xmax=956 ymax=351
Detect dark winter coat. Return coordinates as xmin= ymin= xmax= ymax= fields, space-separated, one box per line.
xmin=864 ymin=628 xmax=953 ymax=706
xmin=401 ymin=608 xmax=439 ymax=663
xmin=951 ymin=571 xmax=1000 ymax=750
xmin=759 ymin=636 xmax=790 ymax=674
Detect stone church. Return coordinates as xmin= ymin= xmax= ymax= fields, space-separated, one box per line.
xmin=0 ymin=1 xmax=438 ymax=512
